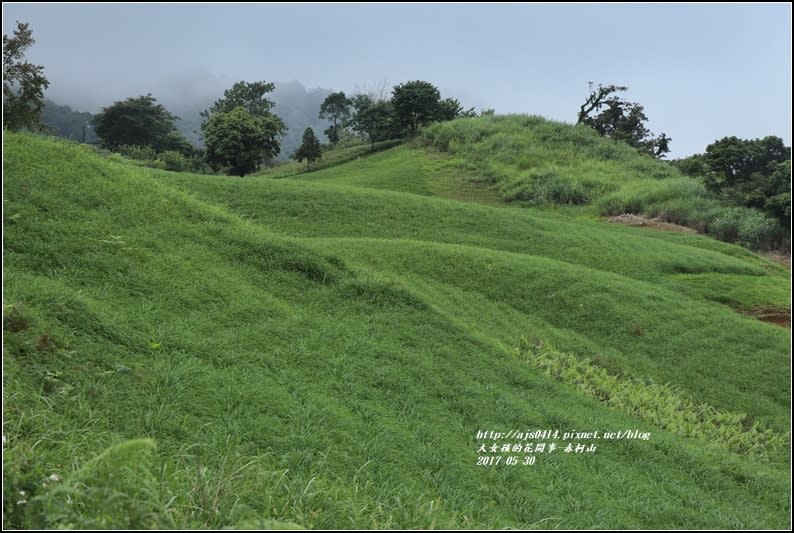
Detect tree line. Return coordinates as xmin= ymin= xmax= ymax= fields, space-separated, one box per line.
xmin=4 ymin=22 xmax=480 ymax=176
xmin=291 ymin=82 xmax=478 ymax=170
xmin=672 ymin=136 xmax=791 ymax=228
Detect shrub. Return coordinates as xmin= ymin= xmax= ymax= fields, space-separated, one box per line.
xmin=596 ymin=178 xmax=710 ymax=217
xmin=116 ymin=144 xmax=158 ymax=161
xmin=158 ymin=150 xmax=189 ymax=172
xmin=645 ymin=197 xmax=722 ymax=232
xmin=708 ymin=207 xmax=782 ymax=250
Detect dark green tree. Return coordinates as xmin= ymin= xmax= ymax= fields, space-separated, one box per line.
xmin=91 ymin=94 xmax=189 ymax=152
xmin=319 ymin=91 xmax=351 ymax=144
xmin=201 ymin=80 xmax=279 ymax=124
xmin=204 ymin=106 xmax=283 ymax=177
xmin=201 ymin=80 xmax=286 ymax=159
xmin=391 ymin=80 xmax=441 ymax=136
xmin=763 ymin=160 xmax=791 ymax=227
xmin=436 ymin=97 xmax=476 ymax=121
xmin=703 ymin=136 xmax=789 ymax=189
xmin=577 ymin=84 xmax=627 ymax=125
xmin=577 ymin=84 xmax=671 ymax=158
xmin=670 ymin=153 xmax=709 ymax=177
xmin=3 ymin=21 xmax=50 ymax=131
xmin=702 ymin=135 xmax=791 ymax=225
xmin=292 ymin=127 xmax=322 ymax=170
xmin=350 ymin=95 xmax=394 ymax=149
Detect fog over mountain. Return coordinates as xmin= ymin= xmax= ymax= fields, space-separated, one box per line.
xmin=42 ymin=68 xmax=334 ymax=157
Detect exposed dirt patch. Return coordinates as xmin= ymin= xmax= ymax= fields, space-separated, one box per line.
xmin=607 ymin=213 xmax=696 ymax=234
xmin=761 ymin=250 xmax=791 ymax=270
xmin=739 ymin=306 xmax=791 ymax=328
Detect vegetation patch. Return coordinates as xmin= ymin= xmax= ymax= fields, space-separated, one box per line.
xmin=422 ymin=116 xmax=787 ymax=251
xmin=25 ymin=439 xmax=168 ymax=529
xmin=516 ymin=338 xmax=789 ymax=460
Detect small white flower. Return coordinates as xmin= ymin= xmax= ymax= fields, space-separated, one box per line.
xmin=16 ymin=499 xmax=27 ymax=505
xmin=48 ymin=473 xmax=60 ymax=482
xmin=18 ymin=490 xmax=26 ymax=496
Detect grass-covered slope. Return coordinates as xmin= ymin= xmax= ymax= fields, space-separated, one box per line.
xmin=3 ymin=133 xmax=791 ymax=529
xmin=420 ymin=115 xmax=785 ymax=250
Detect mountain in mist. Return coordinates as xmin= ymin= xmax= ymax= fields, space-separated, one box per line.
xmin=43 ymin=71 xmax=335 ymax=158
xmin=40 ymin=99 xmax=97 ymax=143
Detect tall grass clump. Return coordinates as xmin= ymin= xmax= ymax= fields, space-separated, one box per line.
xmin=707 ymin=207 xmax=783 ymax=251
xmin=596 ymin=177 xmax=710 ymax=215
xmin=423 ymin=115 xmax=688 ymax=210
xmin=596 ymin=180 xmax=784 ymax=249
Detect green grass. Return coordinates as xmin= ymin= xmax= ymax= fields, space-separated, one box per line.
xmin=256 ymin=139 xmax=405 ymax=179
xmin=422 ymin=115 xmax=786 ymax=249
xmin=285 ymin=142 xmax=503 ymax=205
xmin=3 ymin=132 xmax=790 ymax=529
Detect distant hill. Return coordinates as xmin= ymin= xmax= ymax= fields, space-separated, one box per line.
xmin=40 ymin=99 xmax=97 ymax=143
xmin=42 ymin=81 xmax=334 ymax=159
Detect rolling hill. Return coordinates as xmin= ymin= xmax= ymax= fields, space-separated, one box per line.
xmin=3 ymin=123 xmax=790 ymax=529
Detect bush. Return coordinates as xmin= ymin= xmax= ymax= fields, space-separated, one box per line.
xmin=646 ymin=197 xmax=720 ymax=232
xmin=116 ymin=144 xmax=158 ymax=161
xmin=158 ymin=150 xmax=189 ymax=172
xmin=500 ymin=171 xmax=594 ymax=206
xmin=423 ymin=117 xmax=493 ymax=153
xmin=596 ymin=178 xmax=710 ymax=217
xmin=708 ymin=207 xmax=782 ymax=250
xmin=112 ymin=144 xmax=203 ymax=173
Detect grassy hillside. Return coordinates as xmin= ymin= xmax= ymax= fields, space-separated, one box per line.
xmin=421 ymin=115 xmax=785 ymax=250
xmin=3 ymin=132 xmax=790 ymax=529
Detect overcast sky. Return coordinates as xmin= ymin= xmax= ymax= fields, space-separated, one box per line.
xmin=3 ymin=2 xmax=791 ymax=158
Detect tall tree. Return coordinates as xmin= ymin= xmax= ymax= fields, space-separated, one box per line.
xmin=200 ymin=80 xmax=286 ymax=160
xmin=577 ymin=83 xmax=671 ymax=159
xmin=391 ymin=80 xmax=441 ymax=136
xmin=204 ymin=106 xmax=282 ymax=177
xmin=201 ymin=80 xmax=283 ymax=130
xmin=350 ymin=94 xmax=393 ymax=149
xmin=577 ymin=84 xmax=627 ymax=125
xmin=436 ymin=97 xmax=477 ymax=121
xmin=291 ymin=127 xmax=322 ymax=170
xmin=318 ymin=91 xmax=351 ymax=144
xmin=704 ymin=136 xmax=789 ymax=188
xmin=91 ymin=94 xmax=188 ymax=152
xmin=702 ymin=135 xmax=791 ymax=225
xmin=3 ymin=21 xmax=50 ymax=131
